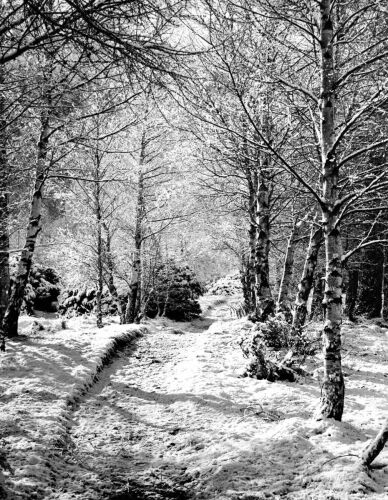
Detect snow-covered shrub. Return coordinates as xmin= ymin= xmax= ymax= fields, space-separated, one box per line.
xmin=206 ymin=273 xmax=242 ymax=296
xmin=12 ymin=261 xmax=61 ymax=314
xmin=251 ymin=316 xmax=291 ymax=350
xmin=250 ymin=315 xmax=317 ymax=355
xmin=145 ymin=262 xmax=204 ymax=321
xmin=239 ymin=316 xmax=317 ymax=382
xmin=59 ymin=264 xmax=204 ymax=322
xmin=58 ymin=288 xmax=122 ymax=317
xmin=31 ymin=265 xmax=61 ymax=311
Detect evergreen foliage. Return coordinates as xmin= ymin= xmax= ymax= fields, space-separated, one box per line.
xmin=13 ymin=262 xmax=61 ymax=314
xmin=146 ymin=262 xmax=204 ymax=321
xmin=58 ymin=288 xmax=123 ymax=317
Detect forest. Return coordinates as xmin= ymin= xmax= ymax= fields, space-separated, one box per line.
xmin=0 ymin=1 xmax=387 ymax=499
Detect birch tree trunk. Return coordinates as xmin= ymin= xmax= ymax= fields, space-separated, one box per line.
xmin=2 ymin=115 xmax=50 ymax=337
xmin=380 ymin=248 xmax=387 ymax=320
xmin=277 ymin=220 xmax=301 ymax=317
xmin=292 ymin=226 xmax=323 ymax=330
xmin=125 ymin=193 xmax=142 ymax=323
xmin=242 ymin=117 xmax=257 ymax=313
xmin=361 ymin=419 xmax=388 ymax=468
xmin=104 ymin=223 xmax=116 ymax=295
xmin=247 ymin=182 xmax=257 ymax=311
xmin=318 ymin=0 xmax=345 ymax=420
xmin=254 ymin=65 xmax=274 ymax=321
xmin=134 ymin=252 xmax=142 ymax=322
xmin=125 ymin=132 xmax=146 ymax=324
xmin=254 ymin=168 xmax=273 ymax=321
xmin=94 ymin=149 xmax=103 ymax=329
xmin=0 ymin=65 xmax=9 ymax=325
xmin=162 ymin=267 xmax=172 ymax=318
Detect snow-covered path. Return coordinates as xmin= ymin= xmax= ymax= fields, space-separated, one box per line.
xmin=44 ymin=298 xmax=388 ymax=500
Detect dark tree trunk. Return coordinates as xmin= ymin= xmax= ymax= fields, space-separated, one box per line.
xmin=277 ymin=220 xmax=301 ymax=318
xmin=240 ymin=257 xmax=251 ymax=313
xmin=253 ymin=73 xmax=274 ymax=322
xmin=293 ymin=226 xmax=323 ymax=329
xmin=255 ymin=171 xmax=274 ymax=321
xmin=242 ymin=119 xmax=258 ymax=314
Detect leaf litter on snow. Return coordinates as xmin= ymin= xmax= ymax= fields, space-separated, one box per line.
xmin=0 ymin=299 xmax=387 ymax=499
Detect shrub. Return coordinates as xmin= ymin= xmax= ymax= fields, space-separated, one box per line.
xmin=146 ymin=262 xmax=204 ymax=321
xmin=251 ymin=316 xmax=291 ymax=350
xmin=58 ymin=262 xmax=205 ymax=322
xmin=11 ymin=261 xmax=61 ymax=314
xmin=247 ymin=315 xmax=317 ymax=356
xmin=58 ymin=288 xmax=122 ymax=317
xmin=30 ymin=265 xmax=61 ymax=311
xmin=206 ymin=273 xmax=242 ymax=296
xmin=239 ymin=314 xmax=317 ymax=382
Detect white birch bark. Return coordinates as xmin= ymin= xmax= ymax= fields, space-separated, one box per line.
xmin=318 ymin=0 xmax=345 ymax=420
xmin=277 ymin=220 xmax=302 ymax=315
xmin=2 ymin=115 xmax=50 ymax=337
xmin=125 ymin=131 xmax=146 ymax=324
xmin=0 ymin=63 xmax=9 ymax=325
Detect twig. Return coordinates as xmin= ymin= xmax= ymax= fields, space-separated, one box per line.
xmin=306 ymin=453 xmax=359 ymax=475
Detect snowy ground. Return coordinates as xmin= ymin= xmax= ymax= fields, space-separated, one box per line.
xmin=0 ymin=296 xmax=387 ymax=499
xmin=0 ymin=315 xmax=146 ymax=499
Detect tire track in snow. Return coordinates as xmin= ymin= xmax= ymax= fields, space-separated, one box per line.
xmin=45 ymin=326 xmax=204 ymax=499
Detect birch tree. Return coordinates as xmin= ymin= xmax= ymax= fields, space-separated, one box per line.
xmin=123 ymin=93 xmax=190 ymax=323
xmin=0 ymin=63 xmax=9 ymax=325
xmin=2 ymin=50 xmax=54 ymax=337
xmin=233 ymin=0 xmax=388 ymax=419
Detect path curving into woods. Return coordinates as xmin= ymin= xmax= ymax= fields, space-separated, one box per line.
xmin=46 ymin=299 xmax=236 ymax=499
xmin=45 ymin=297 xmax=388 ymax=500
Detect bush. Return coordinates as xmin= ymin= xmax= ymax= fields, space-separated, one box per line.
xmin=58 ymin=262 xmax=205 ymax=322
xmin=12 ymin=261 xmax=62 ymax=314
xmin=146 ymin=262 xmax=204 ymax=321
xmin=206 ymin=273 xmax=243 ymax=296
xmin=30 ymin=265 xmax=61 ymax=311
xmin=239 ymin=314 xmax=317 ymax=382
xmin=58 ymin=288 xmax=123 ymax=317
xmin=251 ymin=316 xmax=291 ymax=350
